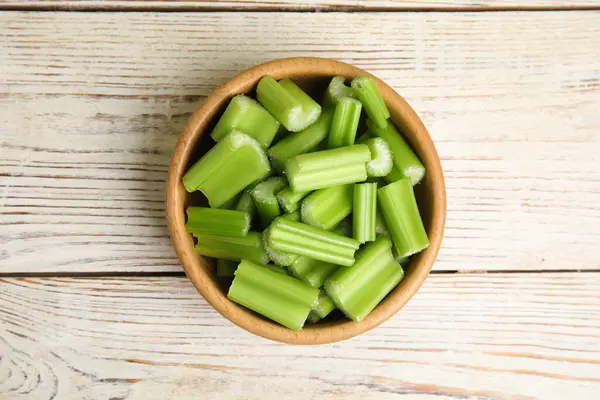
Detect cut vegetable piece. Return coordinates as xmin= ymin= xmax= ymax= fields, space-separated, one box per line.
xmin=328 ymin=97 xmax=362 ymax=148
xmin=210 ymin=95 xmax=280 ymax=148
xmin=285 ymin=144 xmax=371 ymax=192
xmin=281 ymin=210 xmax=301 ymax=222
xmin=267 ymin=108 xmax=333 ymax=171
xmin=351 ymin=76 xmax=390 ymax=129
xmin=307 ymin=291 xmax=337 ymax=323
xmin=277 ymin=78 xmax=322 ymax=131
xmin=325 ymin=237 xmax=404 ymax=322
xmin=353 ymin=183 xmax=377 ymax=243
xmin=228 ymin=260 xmax=319 ymax=331
xmin=266 ymin=218 xmax=360 ymax=267
xmin=185 ymin=207 xmax=251 ymax=237
xmin=277 ymin=187 xmax=312 ymax=213
xmin=219 ymin=192 xmax=241 ymax=210
xmin=362 ymin=137 xmax=393 ymax=177
xmin=333 ymin=217 xmax=353 ymax=238
xmin=251 ymin=177 xmax=287 ymax=227
xmin=301 ymin=185 xmax=353 ymax=230
xmin=367 ymin=119 xmax=426 ymax=185
xmin=378 ymin=178 xmax=429 ymax=258
xmin=288 ymin=256 xmax=339 ymax=289
xmin=383 ymin=165 xmax=405 ymax=184
xmin=375 ymin=209 xmax=390 ymax=237
xmin=217 ymin=259 xmax=238 ymax=277
xmin=266 ymin=264 xmax=289 ymax=275
xmin=182 ymin=132 xmax=271 ymax=208
xmin=194 ymin=232 xmax=268 ymax=265
xmin=323 ymin=76 xmax=355 ymax=107
xmin=263 ymin=225 xmax=299 ymax=267
xmin=392 ymin=245 xmax=410 ymax=266
xmin=235 ymin=190 xmax=256 ymax=221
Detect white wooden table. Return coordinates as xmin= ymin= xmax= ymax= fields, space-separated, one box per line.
xmin=1 ymin=2 xmax=600 ymax=399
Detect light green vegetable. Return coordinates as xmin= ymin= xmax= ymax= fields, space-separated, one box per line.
xmin=185 ymin=207 xmax=250 ymax=237
xmin=352 ymin=183 xmax=377 ymax=243
xmin=328 ymin=97 xmax=362 ymax=148
xmin=277 ymin=187 xmax=312 ymax=213
xmin=194 ymin=231 xmax=268 ymax=265
xmin=307 ymin=291 xmax=337 ymax=323
xmin=351 ymin=76 xmax=390 ymax=129
xmin=251 ymin=177 xmax=287 ymax=227
xmin=301 ymin=185 xmax=353 ymax=230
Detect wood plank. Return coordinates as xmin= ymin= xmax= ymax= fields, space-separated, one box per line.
xmin=1 ymin=274 xmax=599 ymax=399
xmin=1 ymin=12 xmax=599 ymax=273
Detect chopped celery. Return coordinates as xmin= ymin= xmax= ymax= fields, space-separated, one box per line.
xmin=353 ymin=183 xmax=377 ymax=243
xmin=351 ymin=76 xmax=390 ymax=129
xmin=392 ymin=245 xmax=410 ymax=266
xmin=235 ymin=190 xmax=256 ymax=221
xmin=185 ymin=207 xmax=250 ymax=237
xmin=263 ymin=225 xmax=299 ymax=267
xmin=301 ymin=185 xmax=353 ymax=230
xmin=378 ymin=178 xmax=429 ymax=258
xmin=285 ymin=144 xmax=371 ymax=192
xmin=287 ymin=256 xmax=338 ymax=288
xmin=210 ymin=95 xmax=280 ymax=148
xmin=384 ymin=165 xmax=405 ymax=184
xmin=217 ymin=259 xmax=238 ymax=277
xmin=256 ymin=76 xmax=321 ymax=132
xmin=328 ymin=97 xmax=362 ymax=148
xmin=323 ymin=76 xmax=355 ymax=107
xmin=375 ymin=209 xmax=390 ymax=237
xmin=267 ymin=108 xmax=333 ymax=171
xmin=219 ymin=192 xmax=241 ymax=210
xmin=325 ymin=237 xmax=404 ymax=322
xmin=266 ymin=218 xmax=360 ymax=267
xmin=333 ymin=217 xmax=353 ymax=238
xmin=251 ymin=177 xmax=287 ymax=227
xmin=194 ymin=232 xmax=268 ymax=265
xmin=307 ymin=291 xmax=337 ymax=323
xmin=281 ymin=210 xmax=301 ymax=222
xmin=228 ymin=260 xmax=319 ymax=331
xmin=367 ymin=119 xmax=426 ymax=185
xmin=182 ymin=132 xmax=271 ymax=208
xmin=277 ymin=187 xmax=312 ymax=213
xmin=266 ymin=264 xmax=289 ymax=275
xmin=362 ymin=138 xmax=393 ymax=177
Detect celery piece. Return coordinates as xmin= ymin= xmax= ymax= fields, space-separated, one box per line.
xmin=263 ymin=226 xmax=299 ymax=267
xmin=375 ymin=209 xmax=390 ymax=237
xmin=356 ymin=132 xmax=373 ymax=143
xmin=351 ymin=76 xmax=390 ymax=129
xmin=281 ymin=210 xmax=301 ymax=222
xmin=268 ymin=108 xmax=334 ymax=171
xmin=210 ymin=95 xmax=280 ymax=149
xmin=362 ymin=137 xmax=393 ymax=177
xmin=333 ymin=217 xmax=354 ymax=238
xmin=392 ymin=245 xmax=410 ymax=266
xmin=266 ymin=264 xmax=289 ymax=275
xmin=277 ymin=187 xmax=312 ymax=213
xmin=219 ymin=192 xmax=241 ymax=210
xmin=194 ymin=232 xmax=268 ymax=265
xmin=383 ymin=165 xmax=404 ymax=184
xmin=301 ymin=185 xmax=353 ymax=230
xmin=378 ymin=178 xmax=429 ymax=258
xmin=185 ymin=207 xmax=250 ymax=237
xmin=266 ymin=218 xmax=360 ymax=267
xmin=353 ymin=183 xmax=377 ymax=243
xmin=256 ymin=76 xmax=321 ymax=132
xmin=217 ymin=259 xmax=238 ymax=277
xmin=324 ymin=76 xmax=355 ymax=107
xmin=251 ymin=177 xmax=287 ymax=227
xmin=228 ymin=260 xmax=319 ymax=331
xmin=285 ymin=144 xmax=371 ymax=192
xmin=287 ymin=256 xmax=339 ymax=289
xmin=328 ymin=97 xmax=362 ymax=149
xmin=367 ymin=119 xmax=426 ymax=185
xmin=307 ymin=291 xmax=337 ymax=323
xmin=235 ymin=190 xmax=256 ymax=221
xmin=182 ymin=132 xmax=271 ymax=208
xmin=325 ymin=237 xmax=404 ymax=322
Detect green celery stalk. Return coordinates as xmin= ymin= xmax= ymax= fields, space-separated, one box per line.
xmin=378 ymin=178 xmax=429 ymax=258
xmin=351 ymin=76 xmax=390 ymax=129
xmin=185 ymin=207 xmax=250 ymax=237
xmin=182 ymin=132 xmax=271 ymax=208
xmin=194 ymin=232 xmax=268 ymax=265
xmin=367 ymin=119 xmax=426 ymax=185
xmin=353 ymin=183 xmax=377 ymax=243
xmin=228 ymin=260 xmax=319 ymax=331
xmin=285 ymin=144 xmax=371 ymax=192
xmin=235 ymin=190 xmax=256 ymax=221
xmin=267 ymin=108 xmax=333 ymax=171
xmin=262 ymin=225 xmax=299 ymax=267
xmin=375 ymin=209 xmax=390 ymax=237
xmin=277 ymin=187 xmax=312 ymax=213
xmin=301 ymin=185 xmax=353 ymax=230
xmin=323 ymin=76 xmax=355 ymax=107
xmin=362 ymin=137 xmax=393 ymax=177
xmin=251 ymin=177 xmax=287 ymax=227
xmin=219 ymin=192 xmax=241 ymax=210
xmin=281 ymin=210 xmax=301 ymax=222
xmin=210 ymin=95 xmax=280 ymax=149
xmin=287 ymin=256 xmax=338 ymax=289
xmin=217 ymin=259 xmax=238 ymax=277
xmin=266 ymin=218 xmax=360 ymax=267
xmin=392 ymin=245 xmax=410 ymax=266
xmin=333 ymin=217 xmax=353 ymax=238
xmin=256 ymin=76 xmax=321 ymax=132
xmin=266 ymin=264 xmax=289 ymax=275
xmin=325 ymin=236 xmax=404 ymax=322
xmin=307 ymin=291 xmax=337 ymax=323
xmin=328 ymin=97 xmax=362 ymax=148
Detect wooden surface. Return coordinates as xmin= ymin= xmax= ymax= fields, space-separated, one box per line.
xmin=1 ymin=4 xmax=599 ymax=399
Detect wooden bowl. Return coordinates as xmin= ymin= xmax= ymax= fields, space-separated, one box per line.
xmin=166 ymin=57 xmax=446 ymax=344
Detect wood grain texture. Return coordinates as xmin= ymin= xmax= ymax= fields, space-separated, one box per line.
xmin=1 ymin=12 xmax=599 ymax=273
xmin=1 ymin=274 xmax=599 ymax=399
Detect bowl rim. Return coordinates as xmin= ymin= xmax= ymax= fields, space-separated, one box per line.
xmin=166 ymin=57 xmax=446 ymax=344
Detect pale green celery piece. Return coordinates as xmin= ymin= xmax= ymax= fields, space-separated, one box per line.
xmin=325 ymin=236 xmax=404 ymax=322
xmin=235 ymin=190 xmax=257 ymax=221
xmin=353 ymin=183 xmax=377 ymax=243
xmin=263 ymin=226 xmax=299 ymax=267
xmin=281 ymin=210 xmax=301 ymax=222
xmin=351 ymin=76 xmax=390 ymax=129
xmin=323 ymin=76 xmax=356 ymax=107
xmin=333 ymin=217 xmax=353 ymax=238
xmin=362 ymin=137 xmax=393 ymax=177
xmin=378 ymin=178 xmax=429 ymax=258
xmin=228 ymin=260 xmax=319 ymax=331
xmin=185 ymin=207 xmax=251 ymax=237
xmin=277 ymin=187 xmax=312 ymax=213
xmin=367 ymin=119 xmax=426 ymax=185
xmin=219 ymin=192 xmax=241 ymax=210
xmin=182 ymin=132 xmax=271 ymax=208
xmin=307 ymin=291 xmax=337 ymax=323
xmin=217 ymin=259 xmax=238 ymax=277
xmin=251 ymin=177 xmax=287 ymax=227
xmin=256 ymin=76 xmax=321 ymax=132
xmin=265 ymin=264 xmax=289 ymax=275
xmin=383 ymin=165 xmax=405 ymax=184
xmin=392 ymin=245 xmax=410 ymax=266
xmin=356 ymin=132 xmax=373 ymax=143
xmin=194 ymin=232 xmax=268 ymax=265
xmin=266 ymin=218 xmax=360 ymax=267
xmin=287 ymin=256 xmax=339 ymax=289
xmin=210 ymin=95 xmax=280 ymax=148
xmin=301 ymin=185 xmax=353 ymax=230
xmin=285 ymin=144 xmax=371 ymax=192
xmin=268 ymin=108 xmax=334 ymax=171
xmin=328 ymin=97 xmax=362 ymax=148
xmin=375 ymin=209 xmax=390 ymax=237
